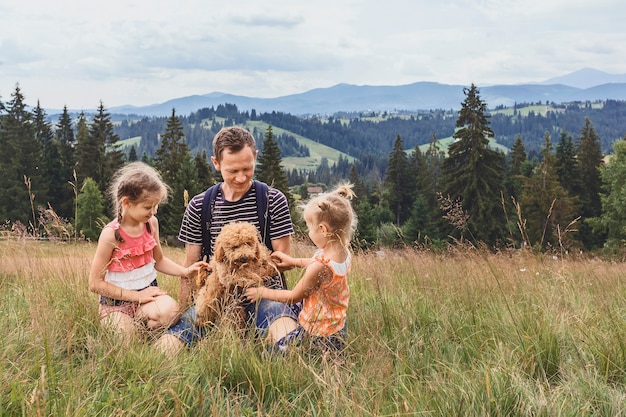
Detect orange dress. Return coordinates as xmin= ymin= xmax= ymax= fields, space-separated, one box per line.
xmin=299 ymin=249 xmax=351 ymax=337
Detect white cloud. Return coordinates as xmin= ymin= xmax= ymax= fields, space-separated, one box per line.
xmin=1 ymin=0 xmax=625 ymax=109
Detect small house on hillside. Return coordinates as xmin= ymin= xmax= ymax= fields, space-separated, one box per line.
xmin=307 ymin=186 xmax=324 ymax=198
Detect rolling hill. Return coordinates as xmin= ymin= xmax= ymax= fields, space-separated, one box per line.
xmin=105 ymin=69 xmax=626 ymax=117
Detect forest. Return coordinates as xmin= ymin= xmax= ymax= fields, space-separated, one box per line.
xmin=2 ymin=83 xmax=626 ymax=253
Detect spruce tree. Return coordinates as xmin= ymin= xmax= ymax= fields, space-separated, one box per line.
xmin=53 ymin=106 xmax=77 ymax=218
xmin=555 ymin=130 xmax=580 ymax=196
xmin=75 ymin=111 xmax=103 ymax=189
xmin=256 ymin=125 xmax=294 ymax=208
xmin=441 ymin=84 xmax=507 ymax=245
xmin=92 ymin=102 xmax=124 ymax=193
xmin=32 ymin=102 xmax=54 ymax=212
xmin=588 ymin=136 xmax=626 ymax=248
xmin=155 ymin=109 xmax=189 ymax=187
xmin=0 ymin=85 xmax=44 ymax=226
xmin=194 ymin=150 xmax=214 ymax=189
xmin=128 ymin=145 xmax=138 ymax=162
xmin=505 ymin=134 xmax=528 ymax=202
xmin=519 ymin=132 xmax=580 ymax=250
xmin=76 ymin=177 xmax=107 ymax=241
xmin=383 ymin=134 xmax=411 ymax=226
xmin=154 ymin=109 xmax=197 ymax=236
xmin=509 ymin=134 xmax=528 ymax=177
xmin=423 ymin=134 xmax=448 ymax=242
xmin=349 ymin=164 xmax=376 ymax=246
xmin=403 ymin=144 xmax=425 ymax=241
xmin=576 ymin=118 xmax=605 ymax=249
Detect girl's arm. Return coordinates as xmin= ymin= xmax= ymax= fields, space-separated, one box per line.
xmin=271 ymin=250 xmax=313 ymax=269
xmin=151 ymin=216 xmax=208 ymax=278
xmin=244 ymin=260 xmax=331 ymax=304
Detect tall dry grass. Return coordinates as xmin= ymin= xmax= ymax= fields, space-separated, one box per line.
xmin=1 ymin=239 xmax=625 ymax=416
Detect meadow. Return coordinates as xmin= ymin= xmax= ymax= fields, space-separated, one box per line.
xmin=1 ymin=239 xmax=625 ymax=416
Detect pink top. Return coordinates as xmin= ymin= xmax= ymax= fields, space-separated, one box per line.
xmin=106 ymin=220 xmax=156 ymax=272
xmin=299 ymin=249 xmax=351 ymax=337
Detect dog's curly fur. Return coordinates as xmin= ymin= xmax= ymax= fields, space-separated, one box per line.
xmin=195 ymin=221 xmax=278 ymax=329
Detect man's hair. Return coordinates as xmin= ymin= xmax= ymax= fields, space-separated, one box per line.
xmin=212 ymin=126 xmax=257 ymax=162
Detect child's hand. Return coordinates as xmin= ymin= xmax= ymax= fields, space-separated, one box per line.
xmin=271 ymin=251 xmax=292 ymax=267
xmin=244 ymin=286 xmax=266 ymax=302
xmin=186 ymin=261 xmax=211 ymax=277
xmin=137 ymin=286 xmax=168 ymax=304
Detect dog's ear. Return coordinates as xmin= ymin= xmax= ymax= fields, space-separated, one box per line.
xmin=215 ymin=244 xmax=225 ymax=263
xmin=255 ymin=240 xmax=263 ymax=261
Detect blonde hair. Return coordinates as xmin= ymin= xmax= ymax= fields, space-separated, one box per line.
xmin=108 ymin=162 xmax=170 ymax=240
xmin=303 ymin=182 xmax=358 ymax=245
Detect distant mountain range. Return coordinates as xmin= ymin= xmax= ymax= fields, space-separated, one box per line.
xmin=107 ymin=68 xmax=626 ymax=117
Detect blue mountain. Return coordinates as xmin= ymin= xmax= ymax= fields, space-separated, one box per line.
xmin=105 ymin=68 xmax=626 ymax=117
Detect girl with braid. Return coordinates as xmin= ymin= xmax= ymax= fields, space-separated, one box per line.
xmin=245 ymin=182 xmax=357 ymax=353
xmin=89 ymin=162 xmax=208 ymax=339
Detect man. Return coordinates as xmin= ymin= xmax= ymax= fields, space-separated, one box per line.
xmin=156 ymin=126 xmax=298 ymax=355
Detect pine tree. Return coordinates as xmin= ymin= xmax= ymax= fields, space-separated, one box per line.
xmin=441 ymin=84 xmax=507 ymax=245
xmin=383 ymin=134 xmax=411 ymax=226
xmin=256 ymin=125 xmax=294 ymax=208
xmin=194 ymin=150 xmax=214 ymax=189
xmin=128 ymin=145 xmax=138 ymax=162
xmin=555 ymin=130 xmax=580 ymax=196
xmin=154 ymin=109 xmax=197 ymax=235
xmin=0 ymin=85 xmax=44 ymax=226
xmin=32 ymin=102 xmax=54 ymax=212
xmin=76 ymin=177 xmax=107 ymax=241
xmin=349 ymin=164 xmax=376 ymax=246
xmin=53 ymin=106 xmax=77 ymax=218
xmin=403 ymin=143 xmax=442 ymax=244
xmin=519 ymin=132 xmax=580 ymax=250
xmin=588 ymin=136 xmax=626 ymax=248
xmin=155 ymin=109 xmax=189 ymax=187
xmin=92 ymin=102 xmax=124 ymax=193
xmin=75 ymin=111 xmax=103 ymax=189
xmin=576 ymin=118 xmax=605 ymax=249
xmin=422 ymin=134 xmax=448 ymax=242
xmin=509 ymin=134 xmax=528 ymax=177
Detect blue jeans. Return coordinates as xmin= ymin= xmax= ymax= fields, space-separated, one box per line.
xmin=165 ymin=299 xmax=299 ymax=346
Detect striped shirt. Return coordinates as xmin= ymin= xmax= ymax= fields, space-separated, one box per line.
xmin=178 ymin=181 xmax=294 ymax=257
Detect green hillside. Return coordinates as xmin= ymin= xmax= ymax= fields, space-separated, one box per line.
xmin=245 ymin=121 xmax=355 ymax=171
xmin=117 ymin=136 xmax=141 ymax=148
xmin=418 ymin=133 xmax=509 ymax=155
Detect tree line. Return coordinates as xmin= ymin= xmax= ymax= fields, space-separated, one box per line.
xmin=2 ymin=83 xmax=626 ymax=253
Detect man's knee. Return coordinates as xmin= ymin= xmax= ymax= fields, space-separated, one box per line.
xmin=267 ymin=316 xmax=298 ymax=343
xmin=154 ymin=333 xmax=185 ymax=357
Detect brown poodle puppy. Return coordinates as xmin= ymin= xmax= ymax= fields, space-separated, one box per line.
xmin=195 ymin=222 xmax=278 ymax=329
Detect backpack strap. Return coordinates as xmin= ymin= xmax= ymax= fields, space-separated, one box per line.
xmin=253 ymin=180 xmax=272 ymax=252
xmin=200 ymin=183 xmax=221 ymax=260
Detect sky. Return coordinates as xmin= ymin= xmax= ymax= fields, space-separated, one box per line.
xmin=1 ymin=0 xmax=625 ymax=110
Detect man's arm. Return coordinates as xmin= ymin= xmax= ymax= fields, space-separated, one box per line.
xmin=178 ymin=243 xmax=202 ymax=309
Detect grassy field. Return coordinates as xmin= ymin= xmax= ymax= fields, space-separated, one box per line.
xmin=1 ymin=240 xmax=625 ymax=416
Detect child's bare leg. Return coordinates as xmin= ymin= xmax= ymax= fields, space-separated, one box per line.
xmin=268 ymin=316 xmax=298 ymax=343
xmin=154 ymin=333 xmax=186 ymax=356
xmin=101 ymin=311 xmax=136 ymax=339
xmin=137 ymin=295 xmax=180 ymax=330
